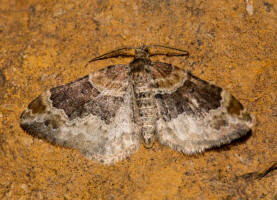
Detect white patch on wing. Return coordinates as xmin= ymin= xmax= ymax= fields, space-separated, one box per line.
xmin=156 ymin=106 xmax=252 ymax=154
xmin=61 ymin=87 xmax=138 ymax=164
xmin=21 ymin=87 xmax=139 ymax=164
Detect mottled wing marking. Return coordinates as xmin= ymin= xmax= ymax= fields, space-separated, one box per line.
xmin=89 ymin=64 xmax=130 ymax=96
xmin=20 ymin=64 xmax=140 ymax=164
xmin=150 ymin=62 xmax=188 ymax=94
xmin=153 ymin=64 xmax=253 ymax=154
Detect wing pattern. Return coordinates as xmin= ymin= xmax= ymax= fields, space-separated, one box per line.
xmin=20 ymin=64 xmax=140 ymax=164
xmin=151 ymin=62 xmax=252 ymax=153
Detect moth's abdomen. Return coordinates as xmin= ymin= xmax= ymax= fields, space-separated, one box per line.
xmin=135 ymin=90 xmax=157 ymax=147
xmin=132 ymin=66 xmax=157 ymax=148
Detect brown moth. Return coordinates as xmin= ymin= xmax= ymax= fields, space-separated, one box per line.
xmin=20 ymin=45 xmax=253 ymax=164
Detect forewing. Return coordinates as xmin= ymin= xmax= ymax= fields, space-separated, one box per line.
xmin=151 ymin=63 xmax=253 ymax=154
xmin=20 ymin=64 xmax=139 ymax=164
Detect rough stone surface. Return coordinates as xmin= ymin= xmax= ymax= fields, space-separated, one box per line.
xmin=0 ymin=0 xmax=276 ymax=199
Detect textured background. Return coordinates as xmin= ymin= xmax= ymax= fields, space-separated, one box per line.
xmin=0 ymin=0 xmax=276 ymax=199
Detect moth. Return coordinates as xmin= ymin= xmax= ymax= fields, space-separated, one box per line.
xmin=20 ymin=45 xmax=253 ymax=164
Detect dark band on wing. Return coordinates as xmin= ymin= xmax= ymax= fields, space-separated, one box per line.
xmin=49 ymin=75 xmax=123 ymax=123
xmin=155 ymin=72 xmax=222 ymax=121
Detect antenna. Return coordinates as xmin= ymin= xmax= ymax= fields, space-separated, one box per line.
xmin=86 ymin=45 xmax=189 ymax=66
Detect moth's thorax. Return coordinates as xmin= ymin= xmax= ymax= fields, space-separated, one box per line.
xmin=131 ymin=60 xmax=157 ymax=148
xmin=130 ymin=57 xmax=151 ymax=71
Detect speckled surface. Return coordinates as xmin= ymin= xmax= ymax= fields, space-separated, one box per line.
xmin=0 ymin=0 xmax=276 ymax=199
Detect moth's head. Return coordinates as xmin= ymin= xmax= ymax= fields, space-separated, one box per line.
xmin=134 ymin=46 xmax=150 ymax=60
